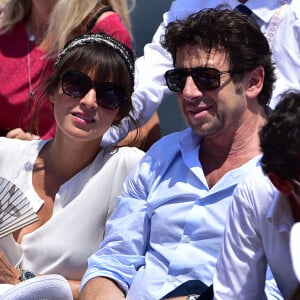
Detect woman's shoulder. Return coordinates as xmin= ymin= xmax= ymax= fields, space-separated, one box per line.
xmin=0 ymin=138 xmax=43 ymax=156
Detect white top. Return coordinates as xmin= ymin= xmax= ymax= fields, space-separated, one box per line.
xmin=290 ymin=223 xmax=300 ymax=282
xmin=0 ymin=137 xmax=144 ymax=280
xmin=213 ymin=167 xmax=299 ymax=300
xmin=102 ymin=0 xmax=300 ymax=145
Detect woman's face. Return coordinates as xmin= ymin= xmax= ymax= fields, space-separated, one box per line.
xmin=52 ymin=69 xmax=123 ymax=143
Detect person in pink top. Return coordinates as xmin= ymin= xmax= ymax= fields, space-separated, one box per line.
xmin=0 ymin=0 xmax=134 ymax=140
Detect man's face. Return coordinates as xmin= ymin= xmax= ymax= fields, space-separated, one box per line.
xmin=175 ymin=45 xmax=249 ymax=138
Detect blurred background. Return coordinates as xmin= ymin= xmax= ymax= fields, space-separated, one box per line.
xmin=130 ymin=0 xmax=187 ymax=136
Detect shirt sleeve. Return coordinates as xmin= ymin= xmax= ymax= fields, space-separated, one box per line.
xmin=101 ymin=11 xmax=174 ymax=146
xmin=80 ymin=156 xmax=152 ymax=293
xmin=213 ymin=180 xmax=268 ymax=300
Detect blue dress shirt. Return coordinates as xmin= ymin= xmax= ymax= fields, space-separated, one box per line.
xmin=81 ymin=128 xmax=261 ymax=299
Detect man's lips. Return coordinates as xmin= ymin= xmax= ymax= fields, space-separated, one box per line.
xmin=188 ymin=105 xmax=212 ymax=114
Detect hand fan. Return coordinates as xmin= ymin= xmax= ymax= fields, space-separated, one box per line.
xmin=0 ymin=176 xmax=39 ymax=238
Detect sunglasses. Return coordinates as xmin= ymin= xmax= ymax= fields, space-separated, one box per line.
xmin=61 ymin=70 xmax=126 ymax=110
xmin=165 ymin=67 xmax=235 ymax=92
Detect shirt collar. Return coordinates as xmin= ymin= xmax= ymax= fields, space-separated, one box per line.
xmin=229 ymin=0 xmax=285 ymax=24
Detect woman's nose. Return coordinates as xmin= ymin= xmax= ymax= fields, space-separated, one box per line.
xmin=79 ymin=89 xmax=97 ymax=108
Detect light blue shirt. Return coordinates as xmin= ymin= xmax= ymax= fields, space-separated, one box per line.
xmin=81 ymin=128 xmax=261 ymax=299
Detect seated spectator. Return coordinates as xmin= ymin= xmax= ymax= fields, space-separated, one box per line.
xmin=0 ymin=0 xmax=160 ymax=150
xmin=0 ymin=32 xmax=144 ymax=299
xmin=79 ymin=6 xmax=275 ymax=300
xmin=103 ymin=0 xmax=300 ymax=146
xmin=214 ymin=90 xmax=300 ymax=299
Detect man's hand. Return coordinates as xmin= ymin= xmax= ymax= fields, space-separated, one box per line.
xmin=6 ymin=128 xmax=40 ymax=140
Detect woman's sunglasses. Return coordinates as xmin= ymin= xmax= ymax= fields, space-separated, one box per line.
xmin=165 ymin=67 xmax=235 ymax=92
xmin=61 ymin=70 xmax=126 ymax=110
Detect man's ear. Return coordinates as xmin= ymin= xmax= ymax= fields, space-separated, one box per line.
xmin=245 ymin=66 xmax=264 ymax=99
xmin=268 ymin=173 xmax=293 ymax=195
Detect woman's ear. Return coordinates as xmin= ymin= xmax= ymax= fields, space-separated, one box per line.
xmin=245 ymin=66 xmax=264 ymax=99
xmin=268 ymin=173 xmax=293 ymax=195
xmin=114 ymin=110 xmax=123 ymax=122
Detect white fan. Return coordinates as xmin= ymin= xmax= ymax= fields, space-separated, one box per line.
xmin=0 ymin=176 xmax=39 ymax=238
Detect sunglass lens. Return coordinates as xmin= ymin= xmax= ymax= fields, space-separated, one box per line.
xmin=165 ymin=69 xmax=187 ymax=92
xmin=62 ymin=70 xmax=91 ymax=98
xmin=193 ymin=68 xmax=220 ymax=90
xmin=96 ymin=83 xmax=125 ymax=110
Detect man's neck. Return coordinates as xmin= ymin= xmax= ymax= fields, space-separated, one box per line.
xmin=199 ymin=109 xmax=267 ymax=187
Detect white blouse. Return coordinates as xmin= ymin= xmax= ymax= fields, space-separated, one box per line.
xmin=0 ymin=137 xmax=144 ymax=280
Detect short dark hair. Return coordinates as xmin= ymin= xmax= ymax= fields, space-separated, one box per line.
xmin=260 ymin=90 xmax=300 ymax=179
xmin=161 ymin=5 xmax=275 ymax=106
xmin=32 ymin=34 xmax=137 ymax=134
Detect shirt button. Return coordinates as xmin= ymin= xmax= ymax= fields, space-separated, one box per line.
xmin=170 ymin=276 xmax=176 ymax=282
xmin=183 ymin=236 xmax=191 ymax=243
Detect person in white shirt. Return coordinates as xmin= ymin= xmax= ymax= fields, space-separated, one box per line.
xmin=289 ymin=223 xmax=300 ymax=300
xmin=214 ymin=90 xmax=300 ymax=300
xmin=102 ymin=0 xmax=300 ymax=145
xmin=0 ymin=33 xmax=144 ymax=299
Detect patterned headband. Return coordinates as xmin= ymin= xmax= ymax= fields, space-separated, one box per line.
xmin=55 ymin=33 xmax=135 ymax=80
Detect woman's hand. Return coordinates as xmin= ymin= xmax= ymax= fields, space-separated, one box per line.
xmin=6 ymin=128 xmax=40 ymax=140
xmin=0 ymin=249 xmax=21 ymax=284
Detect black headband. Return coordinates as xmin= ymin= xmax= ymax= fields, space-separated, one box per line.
xmin=55 ymin=33 xmax=135 ymax=81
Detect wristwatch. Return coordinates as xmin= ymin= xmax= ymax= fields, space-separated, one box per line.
xmin=19 ymin=269 xmax=36 ymax=281
xmin=186 ymin=294 xmax=200 ymax=300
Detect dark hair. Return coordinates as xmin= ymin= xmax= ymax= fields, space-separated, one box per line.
xmin=260 ymin=90 xmax=300 ymax=179
xmin=161 ymin=5 xmax=275 ymax=106
xmin=32 ymin=33 xmax=138 ymax=141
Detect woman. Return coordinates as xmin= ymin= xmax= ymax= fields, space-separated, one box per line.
xmin=0 ymin=0 xmax=161 ymax=151
xmin=0 ymin=32 xmax=144 ymax=299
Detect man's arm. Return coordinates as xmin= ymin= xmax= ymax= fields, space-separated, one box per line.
xmin=79 ymin=277 xmax=125 ymax=300
xmin=101 ymin=12 xmax=173 ymax=146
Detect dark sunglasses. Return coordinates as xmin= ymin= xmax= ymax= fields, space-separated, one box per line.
xmin=165 ymin=67 xmax=235 ymax=92
xmin=61 ymin=70 xmax=126 ymax=110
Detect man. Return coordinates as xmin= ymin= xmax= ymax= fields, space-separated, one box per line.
xmin=214 ymin=90 xmax=300 ymax=299
xmin=102 ymin=0 xmax=300 ymax=145
xmin=80 ymin=6 xmax=275 ymax=300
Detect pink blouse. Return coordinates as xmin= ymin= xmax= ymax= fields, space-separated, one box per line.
xmin=0 ymin=13 xmax=132 ymax=138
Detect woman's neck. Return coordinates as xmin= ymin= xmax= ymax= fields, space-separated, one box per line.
xmin=38 ymin=137 xmax=102 ymax=185
xmin=26 ymin=1 xmax=56 ymax=44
